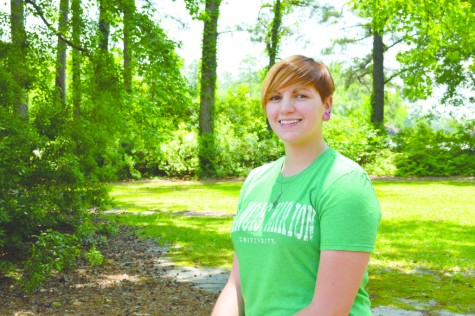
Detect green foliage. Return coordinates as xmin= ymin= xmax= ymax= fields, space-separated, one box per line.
xmin=393 ymin=119 xmax=475 ymax=177
xmin=214 ymin=85 xmax=283 ymax=177
xmin=85 ymin=246 xmax=104 ymax=267
xmin=158 ymin=123 xmax=200 ymax=177
xmin=0 ymin=102 xmax=111 ymax=293
xmin=0 ymin=260 xmax=17 ymax=278
xmin=0 ymin=0 xmax=192 ymax=294
xmin=350 ymin=0 xmax=475 ymax=104
xmin=152 ymin=85 xmax=285 ymax=178
xmin=22 ymin=230 xmax=80 ymax=294
xmin=324 ymin=113 xmax=389 ymax=168
xmin=18 ymin=216 xmax=112 ymax=293
xmin=0 ymin=109 xmax=36 ymax=248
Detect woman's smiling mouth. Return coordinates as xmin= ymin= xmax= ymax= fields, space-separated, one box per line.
xmin=279 ymin=119 xmax=302 ymax=126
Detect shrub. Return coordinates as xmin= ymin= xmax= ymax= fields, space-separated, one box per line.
xmin=324 ymin=113 xmax=394 ymax=175
xmin=0 ymin=108 xmax=111 ymax=293
xmin=21 ymin=230 xmax=80 ymax=294
xmin=157 ymin=123 xmax=200 ymax=177
xmin=85 ymin=246 xmax=104 ymax=267
xmin=394 ymin=119 xmax=475 ymax=177
xmin=212 ymin=86 xmax=284 ymax=177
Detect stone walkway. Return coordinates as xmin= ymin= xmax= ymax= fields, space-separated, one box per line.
xmin=156 ymin=256 xmax=229 ymax=293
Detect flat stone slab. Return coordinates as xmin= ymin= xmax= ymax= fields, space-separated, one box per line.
xmin=154 ymin=257 xmax=228 ymax=293
xmin=162 ymin=266 xmax=229 ymax=293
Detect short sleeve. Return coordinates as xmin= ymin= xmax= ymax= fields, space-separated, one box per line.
xmin=318 ymin=170 xmax=381 ymax=252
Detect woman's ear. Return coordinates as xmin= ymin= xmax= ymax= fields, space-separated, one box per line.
xmin=325 ymin=96 xmax=333 ymax=112
xmin=323 ymin=96 xmax=333 ymax=121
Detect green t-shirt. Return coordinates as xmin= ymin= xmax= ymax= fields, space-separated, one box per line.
xmin=231 ymin=148 xmax=381 ymax=315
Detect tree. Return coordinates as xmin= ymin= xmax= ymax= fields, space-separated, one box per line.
xmin=71 ymin=0 xmax=82 ymax=116
xmin=122 ymin=0 xmax=135 ymax=94
xmin=198 ymin=0 xmax=222 ymax=177
xmin=55 ymin=0 xmax=69 ymax=105
xmin=98 ymin=0 xmax=110 ymax=52
xmin=1 ymin=0 xmax=194 ymax=291
xmin=394 ymin=0 xmax=475 ymax=104
xmin=350 ymin=0 xmax=475 ymax=120
xmin=251 ymin=0 xmax=333 ymax=71
xmin=371 ymin=27 xmax=384 ymax=128
xmin=266 ymin=0 xmax=283 ymax=70
xmin=331 ymin=0 xmax=404 ymax=127
xmin=10 ymin=0 xmax=28 ymax=119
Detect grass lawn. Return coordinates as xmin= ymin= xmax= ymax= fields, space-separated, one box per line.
xmin=106 ymin=178 xmax=475 ymax=313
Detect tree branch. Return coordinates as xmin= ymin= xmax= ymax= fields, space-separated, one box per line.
xmin=384 ymin=69 xmax=405 ymax=84
xmin=24 ymin=0 xmax=90 ymax=56
xmin=384 ymin=38 xmax=404 ymax=52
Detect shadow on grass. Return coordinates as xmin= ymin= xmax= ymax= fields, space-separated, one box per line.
xmin=369 ymin=218 xmax=475 ymax=313
xmin=115 ymin=213 xmax=234 ymax=269
xmin=367 ymin=266 xmax=475 ymax=313
xmin=376 ymin=219 xmax=475 ymax=271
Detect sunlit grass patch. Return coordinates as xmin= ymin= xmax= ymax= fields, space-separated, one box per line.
xmin=372 ymin=180 xmax=475 ymax=272
xmin=107 ymin=179 xmax=242 ymax=214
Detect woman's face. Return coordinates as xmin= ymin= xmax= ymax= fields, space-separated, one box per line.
xmin=265 ymin=84 xmax=331 ymax=148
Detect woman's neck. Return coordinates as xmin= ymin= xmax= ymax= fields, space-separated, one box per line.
xmin=281 ymin=138 xmax=328 ymax=177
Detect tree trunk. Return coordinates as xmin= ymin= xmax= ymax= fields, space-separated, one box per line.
xmin=123 ymin=0 xmax=135 ymax=94
xmin=71 ymin=0 xmax=81 ymax=116
xmin=98 ymin=0 xmax=110 ymax=52
xmin=55 ymin=0 xmax=69 ymax=105
xmin=198 ymin=0 xmax=221 ymax=177
xmin=371 ymin=30 xmax=384 ymax=127
xmin=96 ymin=0 xmax=113 ymax=92
xmin=266 ymin=0 xmax=282 ymax=71
xmin=10 ymin=0 xmax=28 ymax=120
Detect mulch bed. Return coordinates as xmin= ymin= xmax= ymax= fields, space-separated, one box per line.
xmin=0 ymin=226 xmax=218 ymax=316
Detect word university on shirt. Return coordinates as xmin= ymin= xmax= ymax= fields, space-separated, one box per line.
xmin=232 ymin=201 xmax=316 ymax=242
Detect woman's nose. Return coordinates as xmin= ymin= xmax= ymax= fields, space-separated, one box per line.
xmin=280 ymin=96 xmax=295 ymax=114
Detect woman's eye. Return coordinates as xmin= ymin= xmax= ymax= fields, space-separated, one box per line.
xmin=269 ymin=95 xmax=281 ymax=101
xmin=296 ymin=94 xmax=308 ymax=99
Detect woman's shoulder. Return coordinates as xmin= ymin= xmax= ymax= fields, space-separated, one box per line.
xmin=332 ymin=150 xmax=366 ymax=174
xmin=320 ymin=149 xmax=372 ymax=189
xmin=248 ymin=157 xmax=284 ymax=178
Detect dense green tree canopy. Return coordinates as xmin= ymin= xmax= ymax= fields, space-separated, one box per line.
xmin=351 ymin=0 xmax=475 ymax=104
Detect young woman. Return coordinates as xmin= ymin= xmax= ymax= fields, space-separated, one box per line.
xmin=212 ymin=55 xmax=381 ymax=316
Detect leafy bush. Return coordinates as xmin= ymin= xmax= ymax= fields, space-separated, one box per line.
xmin=157 ymin=123 xmax=200 ymax=177
xmin=394 ymin=119 xmax=475 ymax=177
xmin=213 ymin=86 xmax=284 ymax=177
xmin=0 ymin=107 xmax=112 ymax=292
xmin=324 ymin=113 xmax=393 ymax=175
xmin=21 ymin=230 xmax=80 ymax=294
xmin=151 ymin=85 xmax=401 ymax=178
xmin=85 ymin=246 xmax=104 ymax=267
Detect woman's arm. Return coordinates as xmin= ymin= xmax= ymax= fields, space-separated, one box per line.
xmin=294 ymin=250 xmax=370 ymax=316
xmin=211 ymin=253 xmax=244 ymax=316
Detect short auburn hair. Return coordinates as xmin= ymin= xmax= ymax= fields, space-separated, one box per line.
xmin=260 ymin=55 xmax=335 ymax=113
